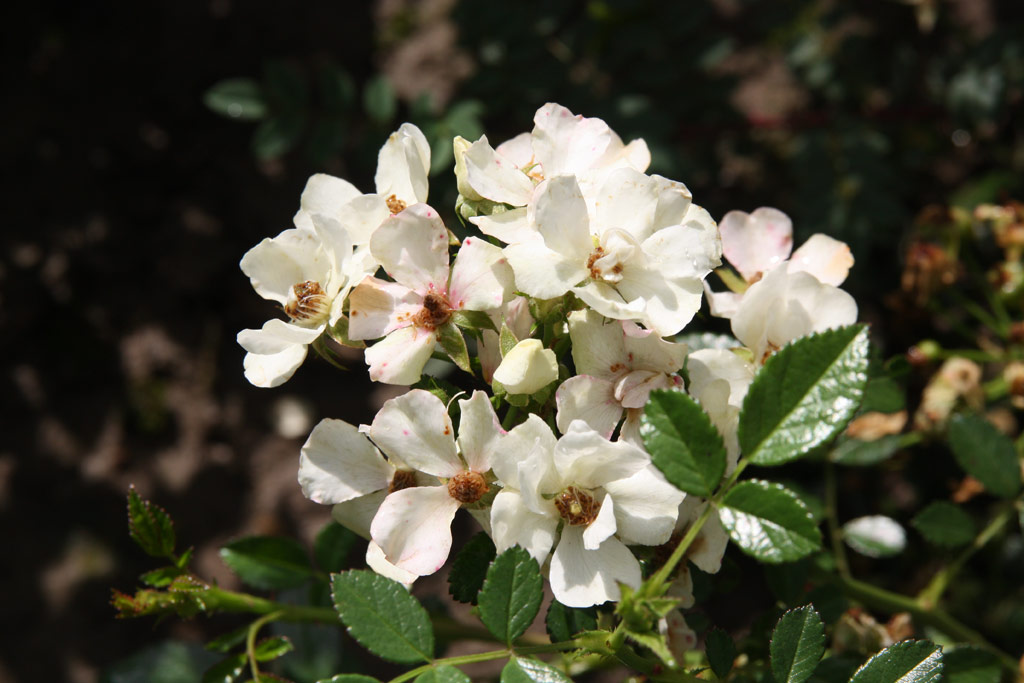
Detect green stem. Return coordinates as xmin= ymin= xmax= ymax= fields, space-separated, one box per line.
xmin=385 ymin=641 xmax=581 ymax=683
xmin=312 ymin=336 xmax=350 ymax=372
xmin=202 ymin=587 xmax=338 ymax=623
xmin=647 ymin=502 xmax=716 ymax=596
xmin=824 ymin=461 xmax=851 ymax=579
xmin=246 ymin=609 xmax=284 ymax=682
xmin=501 ymin=404 xmax=521 ymax=430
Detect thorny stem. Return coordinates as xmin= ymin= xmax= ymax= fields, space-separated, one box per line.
xmin=246 ymin=609 xmax=284 ymax=682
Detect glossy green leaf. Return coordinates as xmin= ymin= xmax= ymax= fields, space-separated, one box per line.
xmin=253 ymin=636 xmax=293 ymax=662
xmin=331 ymin=570 xmax=433 ymax=664
xmin=478 ymin=546 xmax=543 ymax=644
xmin=770 ymin=605 xmax=825 ymax=683
xmin=438 ymin=323 xmax=472 ymax=374
xmin=706 ymin=628 xmax=736 ymax=679
xmin=806 ymin=655 xmax=861 ymax=683
xmin=363 ymin=75 xmax=396 ymax=124
xmin=941 ymin=646 xmax=1001 ymax=683
xmin=545 ymin=600 xmax=597 ymax=643
xmin=205 ymin=625 xmax=249 ymax=654
xmin=314 ymin=522 xmax=357 ymax=573
xmin=848 ymin=640 xmax=943 ymax=683
xmin=499 ymin=323 xmax=519 ymax=356
xmin=831 ymin=433 xmax=911 ymax=466
xmin=219 ymin=537 xmax=312 ymax=590
xmin=948 ymin=414 xmax=1022 ymax=499
xmin=860 ymin=376 xmax=906 ymax=414
xmin=127 ymin=486 xmax=176 ymax=559
xmin=912 ymin=502 xmax=975 ymax=548
xmin=203 ymin=79 xmax=267 ymax=120
xmin=718 ymin=480 xmax=822 ymax=563
xmin=201 ymin=653 xmax=246 ymax=683
xmin=448 ymin=532 xmax=496 ymax=604
xmin=414 ymin=665 xmax=471 ymax=683
xmin=739 ymin=325 xmax=870 ymax=465
xmin=640 ymin=389 xmax=726 ymax=497
xmin=842 ymin=516 xmax=906 ymax=558
xmin=316 ymin=676 xmax=381 ymax=683
xmin=500 ymin=657 xmax=572 ymax=683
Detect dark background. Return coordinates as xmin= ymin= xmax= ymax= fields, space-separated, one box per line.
xmin=3 ymin=1 xmax=1022 ymax=680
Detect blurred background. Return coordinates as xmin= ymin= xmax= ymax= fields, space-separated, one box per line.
xmin=3 ymin=0 xmax=1023 ymax=680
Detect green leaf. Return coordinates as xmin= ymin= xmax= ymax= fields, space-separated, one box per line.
xmin=626 ymin=630 xmax=678 ymax=668
xmin=948 ymin=414 xmax=1022 ymax=498
xmin=545 ymin=600 xmax=597 ymax=643
xmin=316 ymin=676 xmax=381 ymax=683
xmin=706 ymin=628 xmax=736 ymax=679
xmin=437 ymin=323 xmax=472 ymax=374
xmin=414 ymin=665 xmax=471 ymax=683
xmin=251 ymin=113 xmax=305 ymax=161
xmin=848 ymin=640 xmax=943 ymax=683
xmin=104 ymin=641 xmax=220 ymax=683
xmin=331 ymin=570 xmax=433 ymax=664
xmin=842 ymin=516 xmax=906 ymax=558
xmin=448 ymin=533 xmax=496 ymax=604
xmin=478 ymin=546 xmax=544 ymax=644
xmin=127 ymin=486 xmax=176 ymax=559
xmin=912 ymin=502 xmax=975 ymax=548
xmin=739 ymin=325 xmax=870 ymax=465
xmin=770 ymin=605 xmax=825 ymax=683
xmin=205 ymin=626 xmax=250 ymax=654
xmin=328 ymin=316 xmax=365 ymax=348
xmin=499 ymin=323 xmax=519 ymax=356
xmin=141 ymin=566 xmax=184 ymax=588
xmin=500 ymin=657 xmax=572 ymax=683
xmin=860 ymin=376 xmax=906 ymax=414
xmin=641 ymin=389 xmax=727 ymax=497
xmin=253 ymin=636 xmax=293 ymax=662
xmin=831 ymin=433 xmax=911 ymax=466
xmin=718 ymin=480 xmax=822 ymax=563
xmin=318 ymin=64 xmax=356 ymax=113
xmin=219 ymin=537 xmax=312 ymax=590
xmin=941 ymin=646 xmax=1001 ymax=683
xmin=203 ymin=79 xmax=267 ymax=120
xmin=201 ymin=653 xmax=246 ymax=683
xmin=314 ymin=522 xmax=357 ymax=573
xmin=363 ymin=75 xmax=396 ymax=124
xmin=450 ymin=309 xmax=498 ymax=334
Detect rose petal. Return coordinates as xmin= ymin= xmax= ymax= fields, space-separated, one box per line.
xmin=371 ymin=486 xmax=460 ymax=576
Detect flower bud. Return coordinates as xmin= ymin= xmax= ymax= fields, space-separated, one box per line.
xmin=453 ymin=136 xmax=483 ymax=202
xmin=493 ymin=339 xmax=558 ymax=395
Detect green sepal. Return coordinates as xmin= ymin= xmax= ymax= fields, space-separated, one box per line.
xmin=450 ymin=309 xmax=498 ymax=335
xmin=141 ymin=565 xmax=185 ymax=588
xmin=328 ymin=316 xmax=365 ymax=349
xmin=437 ymin=323 xmax=473 ymax=375
xmin=499 ymin=323 xmax=519 ymax=356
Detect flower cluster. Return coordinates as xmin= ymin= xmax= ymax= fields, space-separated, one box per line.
xmin=238 ymin=104 xmax=857 ymax=612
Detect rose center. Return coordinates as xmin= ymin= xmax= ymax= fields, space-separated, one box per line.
xmin=447 ymin=471 xmax=488 ymax=504
xmin=554 ymin=486 xmax=601 ymax=526
xmin=386 ymin=194 xmax=407 ymax=214
xmin=411 ymin=292 xmax=452 ymax=330
xmin=285 ymin=280 xmax=330 ymax=324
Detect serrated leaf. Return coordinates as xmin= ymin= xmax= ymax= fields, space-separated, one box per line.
xmin=127 ymin=486 xmax=176 ymax=559
xmin=450 ymin=309 xmax=498 ymax=334
xmin=641 ymin=389 xmax=727 ymax=497
xmin=860 ymin=376 xmax=906 ymax=414
xmin=912 ymin=502 xmax=975 ymax=548
xmin=314 ymin=522 xmax=357 ymax=573
xmin=203 ymin=79 xmax=267 ymax=120
xmin=363 ymin=75 xmax=396 ymax=124
xmin=253 ymin=636 xmax=293 ymax=662
xmin=842 ymin=516 xmax=906 ymax=558
xmin=202 ymin=653 xmax=247 ymax=683
xmin=770 ymin=606 xmax=825 ymax=683
xmin=941 ymin=646 xmax=1001 ymax=683
xmin=478 ymin=547 xmax=543 ymax=644
xmin=706 ymin=628 xmax=736 ymax=679
xmin=448 ymin=532 xmax=495 ymax=604
xmin=848 ymin=640 xmax=943 ymax=683
xmin=331 ymin=570 xmax=433 ymax=664
xmin=219 ymin=537 xmax=312 ymax=590
xmin=141 ymin=566 xmax=183 ymax=588
xmin=437 ymin=323 xmax=472 ymax=374
xmin=719 ymin=480 xmax=822 ymax=563
xmin=831 ymin=433 xmax=910 ymax=466
xmin=627 ymin=630 xmax=677 ymax=668
xmin=414 ymin=665 xmax=471 ymax=683
xmin=739 ymin=325 xmax=870 ymax=465
xmin=500 ymin=657 xmax=572 ymax=683
xmin=545 ymin=601 xmax=597 ymax=643
xmin=205 ymin=625 xmax=250 ymax=654
xmin=948 ymin=414 xmax=1021 ymax=499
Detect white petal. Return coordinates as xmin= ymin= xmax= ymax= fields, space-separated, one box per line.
xmin=662 ymin=610 xmax=697 ymax=662
xmin=555 ymin=375 xmax=622 ymax=438
xmin=297 ymin=173 xmax=362 ymax=224
xmin=687 ymin=349 xmax=755 ymax=410
xmin=592 ymin=168 xmax=660 ymax=243
xmin=604 ymin=466 xmax=684 ymax=546
xmin=650 ymin=175 xmax=693 ymax=229
xmin=371 ymin=389 xmax=460 ymax=477
xmin=464 ymin=135 xmax=535 ymax=206
xmin=470 ymin=207 xmax=533 ymax=245
xmin=505 ymin=240 xmax=584 ymax=300
xmin=332 ymin=490 xmax=387 ymax=539
xmin=307 ymin=213 xmax=354 ymax=297
xmin=621 ymin=323 xmax=688 ymax=375
xmin=567 ymin=309 xmax=627 ymax=378
xmin=456 ymin=390 xmax=502 ymax=473
xmin=643 ymin=212 xmax=721 ymax=280
xmin=549 ymin=527 xmax=641 ymax=607
xmin=790 ymin=233 xmax=854 ymax=286
xmin=531 ymin=176 xmax=593 ymax=258
xmin=613 ymin=265 xmax=703 ymax=337
xmin=348 ymin=276 xmax=420 ymax=340
xmin=704 ymin=284 xmax=742 ymax=319
xmin=340 ymin=194 xmax=390 ymax=246
xmin=492 ymin=414 xmax=558 ymax=491
xmin=375 ymin=123 xmax=430 ymax=205
xmin=370 ymin=204 xmax=450 ymax=294
xmin=532 ymin=103 xmax=612 ymax=178
xmin=490 ymin=489 xmax=558 ymax=566
xmin=614 ymin=370 xmax=674 ymax=409
xmin=572 ymin=280 xmax=646 ymax=325
xmin=719 ymin=207 xmax=794 ymax=281
xmin=298 ymin=419 xmax=393 ymax=504
xmin=688 ymin=503 xmax=730 ymax=575
xmin=554 ymin=422 xmax=650 ymax=488
xmin=495 ymin=132 xmax=535 ymax=168
xmin=237 ymin=320 xmax=322 ymax=388
xmin=582 ymin=493 xmax=617 ymax=550
xmin=364 ymin=326 xmax=437 ymax=386
xmin=371 ymin=486 xmax=459 ymax=576
xmin=448 ymin=237 xmax=514 ymax=312
xmin=492 ymin=339 xmax=558 ymax=395
xmin=240 ymin=227 xmax=328 ymax=304
xmin=366 ymin=541 xmax=418 ymax=587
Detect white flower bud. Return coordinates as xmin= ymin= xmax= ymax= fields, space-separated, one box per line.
xmin=453 ymin=136 xmax=483 ymax=202
xmin=493 ymin=339 xmax=558 ymax=395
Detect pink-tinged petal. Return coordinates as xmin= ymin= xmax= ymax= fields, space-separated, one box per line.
xmin=375 ymin=123 xmax=430 ymax=205
xmin=567 ymin=309 xmax=627 ymax=379
xmin=495 ymin=132 xmax=534 ymax=168
xmin=371 ymin=486 xmax=460 ymax=576
xmin=347 ymin=276 xmax=420 ymax=340
xmin=555 ymin=375 xmax=622 ymax=438
xmin=549 ymin=527 xmax=641 ymax=607
xmin=582 ymin=493 xmax=617 ymax=550
xmin=719 ymin=207 xmax=793 ymax=281
xmin=464 ymin=135 xmax=536 ymax=206
xmin=490 ymin=489 xmax=558 ymax=566
xmin=532 ymin=103 xmax=612 ymax=178
xmin=604 ymin=466 xmax=684 ymax=546
xmin=366 ymin=541 xmax=417 ymax=587
xmin=332 ymin=490 xmax=387 ymax=539
xmin=241 ymin=227 xmax=329 ymax=304
xmin=554 ymin=421 xmax=650 ymax=488
xmin=456 ymin=391 xmax=503 ymax=473
xmin=592 ymin=168 xmax=661 ymax=243
xmin=237 ymin=320 xmax=322 ymax=388
xmin=662 ymin=610 xmax=697 ymax=663
xmin=667 ymin=569 xmax=695 ymax=609
xmin=364 ymin=326 xmax=437 ymax=386
xmin=298 ymin=419 xmax=393 ymax=504
xmin=371 ymin=389 xmax=460 ymax=477
xmin=617 ymin=409 xmax=646 ymax=449
xmin=295 ymin=173 xmax=362 ymax=227
xmin=470 ymin=207 xmax=533 ymax=245
xmin=505 ymin=240 xmax=586 ymax=300
xmin=370 ymin=204 xmax=450 ymax=295
xmin=448 ymin=237 xmax=514 ymax=312
xmin=531 ymin=176 xmax=593 ymax=258
xmin=621 ymin=323 xmax=688 ymax=375
xmin=790 ymin=233 xmax=855 ymax=286
xmin=614 ymin=369 xmax=673 ymax=409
